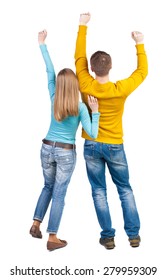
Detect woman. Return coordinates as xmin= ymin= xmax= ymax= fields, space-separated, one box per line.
xmin=29 ymin=30 xmax=100 ymax=251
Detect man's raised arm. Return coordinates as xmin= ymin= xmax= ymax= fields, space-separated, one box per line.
xmin=74 ymin=13 xmax=94 ymax=90
xmin=117 ymin=31 xmax=148 ymax=96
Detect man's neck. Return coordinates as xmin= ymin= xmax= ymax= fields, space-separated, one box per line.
xmin=95 ymin=74 xmax=109 ymax=84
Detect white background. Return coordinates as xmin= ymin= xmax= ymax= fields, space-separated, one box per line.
xmin=1 ymin=0 xmax=167 ymax=279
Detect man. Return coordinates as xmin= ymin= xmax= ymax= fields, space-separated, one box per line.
xmin=75 ymin=13 xmax=148 ymax=249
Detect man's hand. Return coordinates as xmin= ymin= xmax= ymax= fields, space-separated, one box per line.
xmin=79 ymin=13 xmax=91 ymax=25
xmin=38 ymin=30 xmax=47 ymax=45
xmin=88 ymin=95 xmax=98 ymax=113
xmin=131 ymin=31 xmax=144 ymax=44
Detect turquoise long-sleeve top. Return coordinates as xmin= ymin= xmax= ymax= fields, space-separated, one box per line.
xmin=39 ymin=44 xmax=100 ymax=144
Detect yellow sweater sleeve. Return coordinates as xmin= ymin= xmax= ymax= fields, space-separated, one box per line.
xmin=116 ymin=44 xmax=148 ymax=96
xmin=75 ymin=25 xmax=94 ymax=91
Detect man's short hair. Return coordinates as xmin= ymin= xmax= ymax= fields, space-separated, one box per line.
xmin=90 ymin=51 xmax=112 ymax=77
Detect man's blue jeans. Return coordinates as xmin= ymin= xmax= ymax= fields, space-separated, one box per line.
xmin=84 ymin=140 xmax=140 ymax=239
xmin=33 ymin=143 xmax=76 ymax=234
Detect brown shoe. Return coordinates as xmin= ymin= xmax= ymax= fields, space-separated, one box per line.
xmin=129 ymin=236 xmax=141 ymax=247
xmin=99 ymin=237 xmax=115 ymax=249
xmin=47 ymin=240 xmax=67 ymax=251
xmin=29 ymin=225 xmax=42 ymax=239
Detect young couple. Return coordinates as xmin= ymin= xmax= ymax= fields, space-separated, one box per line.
xmin=30 ymin=13 xmax=148 ymax=251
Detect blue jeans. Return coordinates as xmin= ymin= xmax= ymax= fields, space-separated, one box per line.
xmin=33 ymin=143 xmax=76 ymax=234
xmin=84 ymin=140 xmax=140 ymax=239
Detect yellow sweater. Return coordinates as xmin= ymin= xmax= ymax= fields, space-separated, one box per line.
xmin=75 ymin=26 xmax=148 ymax=144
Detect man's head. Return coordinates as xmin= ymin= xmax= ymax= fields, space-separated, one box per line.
xmin=90 ymin=51 xmax=112 ymax=77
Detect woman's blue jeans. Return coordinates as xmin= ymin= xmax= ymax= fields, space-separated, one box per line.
xmin=84 ymin=140 xmax=140 ymax=239
xmin=33 ymin=143 xmax=76 ymax=234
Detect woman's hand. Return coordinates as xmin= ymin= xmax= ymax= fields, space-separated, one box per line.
xmin=38 ymin=30 xmax=47 ymax=45
xmin=88 ymin=95 xmax=98 ymax=113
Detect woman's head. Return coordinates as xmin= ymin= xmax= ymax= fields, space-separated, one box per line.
xmin=54 ymin=68 xmax=79 ymax=121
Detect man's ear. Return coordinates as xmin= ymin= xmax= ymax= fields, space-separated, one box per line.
xmin=90 ymin=66 xmax=94 ymax=72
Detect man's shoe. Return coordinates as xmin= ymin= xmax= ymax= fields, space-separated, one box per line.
xmin=29 ymin=225 xmax=42 ymax=239
xmin=47 ymin=240 xmax=67 ymax=251
xmin=129 ymin=236 xmax=141 ymax=247
xmin=99 ymin=237 xmax=115 ymax=249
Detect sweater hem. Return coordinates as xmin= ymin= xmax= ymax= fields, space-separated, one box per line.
xmin=82 ymin=135 xmax=123 ymax=145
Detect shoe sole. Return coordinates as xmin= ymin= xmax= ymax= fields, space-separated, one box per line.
xmin=30 ymin=232 xmax=42 ymax=239
xmin=47 ymin=245 xmax=67 ymax=251
xmin=130 ymin=243 xmax=140 ymax=247
xmin=47 ymin=241 xmax=67 ymax=251
xmin=100 ymin=241 xmax=115 ymax=249
xmin=105 ymin=245 xmax=115 ymax=249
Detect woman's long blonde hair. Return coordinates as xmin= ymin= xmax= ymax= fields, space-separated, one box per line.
xmin=54 ymin=68 xmax=79 ymax=121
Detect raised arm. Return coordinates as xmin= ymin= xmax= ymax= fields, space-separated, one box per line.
xmin=74 ymin=13 xmax=94 ymax=90
xmin=80 ymin=96 xmax=100 ymax=139
xmin=38 ymin=30 xmax=55 ymax=99
xmin=117 ymin=31 xmax=148 ymax=96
